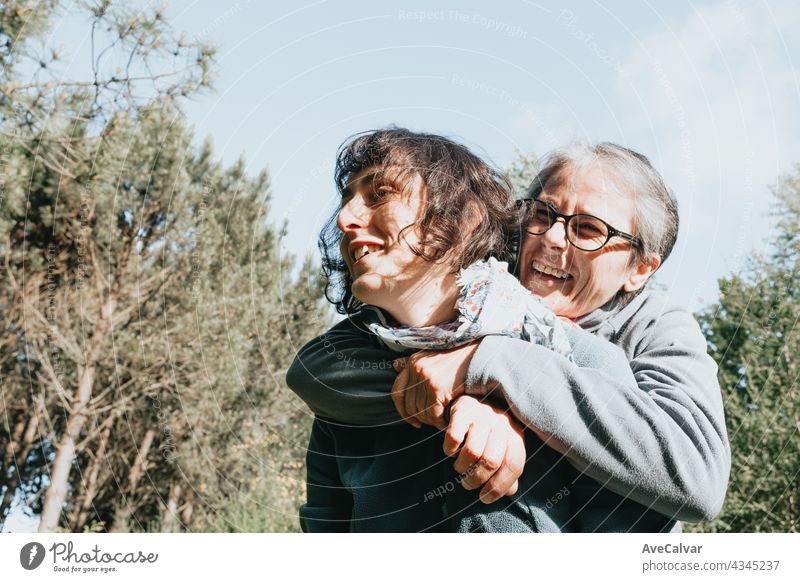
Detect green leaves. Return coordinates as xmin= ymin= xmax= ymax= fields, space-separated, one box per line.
xmin=505 ymin=149 xmax=540 ymax=199
xmin=0 ymin=1 xmax=327 ymax=532
xmin=692 ymin=168 xmax=800 ymax=533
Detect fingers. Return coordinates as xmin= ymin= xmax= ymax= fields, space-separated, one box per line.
xmin=453 ymin=416 xmax=491 ymax=477
xmin=478 ymin=415 xmax=526 ymax=503
xmin=443 ymin=398 xmax=473 ymax=457
xmin=444 ymin=397 xmax=527 ymax=504
xmin=394 ymin=353 xmax=446 ymax=429
xmin=478 ymin=443 xmax=525 ymax=504
xmin=410 ymin=350 xmax=466 ymax=428
xmin=407 ymin=354 xmax=430 ymax=428
xmin=412 ymin=376 xmax=428 ymax=427
xmin=428 ymin=400 xmax=448 ymax=431
xmin=479 ymin=478 xmax=519 ymax=505
xmin=459 ymin=424 xmax=505 ymax=491
xmin=390 ymin=366 xmax=420 ymax=428
xmin=390 ymin=365 xmax=405 ymax=417
xmin=417 ymin=382 xmax=447 ymax=430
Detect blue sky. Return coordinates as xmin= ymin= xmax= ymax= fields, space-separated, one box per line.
xmin=47 ymin=0 xmax=800 ymax=311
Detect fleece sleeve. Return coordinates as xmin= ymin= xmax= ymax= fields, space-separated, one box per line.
xmin=465 ymin=307 xmax=731 ymax=523
xmin=299 ymin=418 xmax=353 ymax=533
xmin=286 ymin=317 xmax=402 ymax=426
xmin=563 ymin=325 xmax=637 ymax=385
xmin=286 ymin=316 xmax=638 ymax=427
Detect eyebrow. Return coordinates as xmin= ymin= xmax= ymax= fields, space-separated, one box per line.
xmin=536 ymin=195 xmax=556 ymax=206
xmin=537 ymin=194 xmax=606 ymax=219
xmin=343 ymin=171 xmax=376 ymax=198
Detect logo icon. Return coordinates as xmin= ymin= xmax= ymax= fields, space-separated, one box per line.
xmin=20 ymin=542 xmax=46 ymax=570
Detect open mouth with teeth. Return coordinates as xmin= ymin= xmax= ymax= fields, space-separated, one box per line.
xmin=353 ymin=244 xmax=382 ymax=263
xmin=530 ymin=260 xmax=572 ymax=281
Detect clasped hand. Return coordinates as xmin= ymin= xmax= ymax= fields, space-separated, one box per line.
xmin=391 ymin=344 xmax=524 ymax=504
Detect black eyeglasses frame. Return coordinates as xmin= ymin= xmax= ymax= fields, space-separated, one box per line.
xmin=522 ymin=198 xmax=643 ymax=252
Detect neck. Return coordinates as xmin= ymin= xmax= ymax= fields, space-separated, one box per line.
xmin=383 ymin=272 xmax=460 ymax=327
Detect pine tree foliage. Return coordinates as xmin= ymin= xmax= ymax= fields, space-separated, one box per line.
xmin=690 ymin=166 xmax=799 ymax=532
xmin=0 ymin=0 xmax=328 ymax=532
xmin=505 ymin=149 xmax=539 ymax=199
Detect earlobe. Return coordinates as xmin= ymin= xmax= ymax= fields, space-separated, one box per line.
xmin=623 ymin=254 xmax=661 ymax=292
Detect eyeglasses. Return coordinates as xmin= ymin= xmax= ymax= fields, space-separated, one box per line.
xmin=524 ymin=198 xmax=643 ymax=252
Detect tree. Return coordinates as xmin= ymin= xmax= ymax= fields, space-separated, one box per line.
xmin=505 ymin=149 xmax=540 ymax=199
xmin=690 ymin=165 xmax=800 ymax=532
xmin=0 ymin=0 xmax=328 ymax=532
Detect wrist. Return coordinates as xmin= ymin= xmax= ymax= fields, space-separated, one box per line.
xmin=464 ymin=380 xmax=501 ymax=397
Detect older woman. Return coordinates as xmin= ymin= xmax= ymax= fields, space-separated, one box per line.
xmin=289 ymin=137 xmax=730 ymax=532
xmin=394 ymin=143 xmax=732 ymax=531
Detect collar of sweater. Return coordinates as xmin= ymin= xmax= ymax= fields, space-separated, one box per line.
xmin=574 ymin=289 xmax=653 ymax=335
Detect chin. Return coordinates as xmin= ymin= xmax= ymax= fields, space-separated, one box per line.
xmin=350 ymin=278 xmax=381 ymax=306
xmin=350 ymin=285 xmax=371 ymax=305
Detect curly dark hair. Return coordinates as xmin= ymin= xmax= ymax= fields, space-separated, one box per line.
xmin=320 ymin=127 xmax=518 ymax=314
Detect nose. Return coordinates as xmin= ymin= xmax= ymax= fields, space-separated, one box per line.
xmin=337 ymin=195 xmax=369 ymax=234
xmin=542 ymin=217 xmax=569 ymax=249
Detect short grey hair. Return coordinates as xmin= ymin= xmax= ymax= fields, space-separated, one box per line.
xmin=525 ymin=142 xmax=679 ymax=297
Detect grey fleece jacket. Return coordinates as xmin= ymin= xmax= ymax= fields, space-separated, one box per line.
xmin=287 ymin=289 xmax=731 ymax=531
xmin=464 ymin=289 xmax=731 ymax=525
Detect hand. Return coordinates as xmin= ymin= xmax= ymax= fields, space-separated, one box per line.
xmin=391 ymin=343 xmax=479 ymax=430
xmin=444 ymin=395 xmax=525 ymax=504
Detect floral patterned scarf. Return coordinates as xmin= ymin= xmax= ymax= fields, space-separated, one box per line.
xmin=360 ymin=257 xmax=573 ymax=359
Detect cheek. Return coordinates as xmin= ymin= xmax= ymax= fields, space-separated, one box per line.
xmin=521 ymin=235 xmax=537 ymax=255
xmin=517 ymin=241 xmax=535 ymax=280
xmin=582 ymin=257 xmax=628 ymax=296
xmin=397 ymin=249 xmax=431 ymax=275
xmin=519 ymin=237 xmax=537 ymax=264
xmin=339 ymin=238 xmax=354 ymax=273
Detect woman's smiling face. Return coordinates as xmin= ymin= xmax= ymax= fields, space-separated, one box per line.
xmin=336 ymin=167 xmax=456 ymax=321
xmin=519 ymin=164 xmax=658 ymax=318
